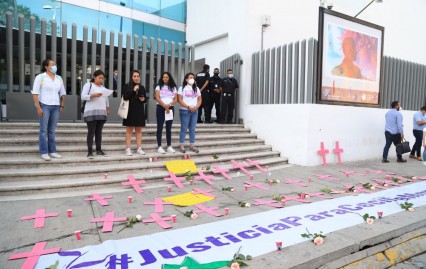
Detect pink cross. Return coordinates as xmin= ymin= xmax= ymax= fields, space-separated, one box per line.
xmin=317 ymin=142 xmax=329 ymax=166
xmin=121 ymin=175 xmax=147 ymax=193
xmin=304 ymin=192 xmax=334 ymax=199
xmin=253 ymin=199 xmax=283 ymax=208
xmin=314 ymin=174 xmax=341 ymax=181
xmin=84 ymin=193 xmax=113 ymax=206
xmin=373 ymin=179 xmax=402 ymax=187
xmin=343 ymin=185 xmax=371 ymax=193
xmin=192 ymin=188 xmax=216 ymax=198
xmin=244 ymin=181 xmax=269 ymax=191
xmin=339 ymin=170 xmax=365 ymax=177
xmin=8 ymin=241 xmax=60 ymax=269
xmin=365 ymin=170 xmax=396 ymax=175
xmin=333 ymin=141 xmax=344 ymax=164
xmin=143 ymin=197 xmax=173 ymax=213
xmin=359 ymin=182 xmax=388 ymax=190
xmin=392 ymin=175 xmax=416 ymax=183
xmin=212 ymin=165 xmax=232 ymax=180
xmin=193 ymin=204 xmax=223 ymax=217
xmin=245 ymin=159 xmax=267 ymax=172
xmin=416 ymin=176 xmax=426 ymax=180
xmin=231 ymin=160 xmax=252 ymax=175
xmin=143 ymin=213 xmax=173 ymax=229
xmin=164 ymin=172 xmax=186 ymax=189
xmin=91 ymin=211 xmax=127 ymax=232
xmin=280 ymin=196 xmax=311 ymax=204
xmin=283 ymin=178 xmax=308 ymax=187
xmin=194 ymin=170 xmax=215 ymax=185
xmin=20 ymin=209 xmax=59 ymax=229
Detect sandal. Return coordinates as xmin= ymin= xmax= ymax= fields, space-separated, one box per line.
xmin=189 ymin=146 xmax=199 ymax=153
xmin=179 ymin=146 xmax=186 ymax=153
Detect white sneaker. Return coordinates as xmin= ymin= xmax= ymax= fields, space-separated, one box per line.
xmin=157 ymin=146 xmax=166 ymax=154
xmin=41 ymin=154 xmax=51 ymax=161
xmin=50 ymin=153 xmax=62 ymax=159
xmin=125 ymin=148 xmax=133 ymax=156
xmin=136 ymin=148 xmax=146 ymax=155
xmin=167 ymin=146 xmax=175 ymax=153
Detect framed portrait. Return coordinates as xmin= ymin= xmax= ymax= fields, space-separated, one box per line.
xmin=317 ymin=7 xmax=384 ymax=106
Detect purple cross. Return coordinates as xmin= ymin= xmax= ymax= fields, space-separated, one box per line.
xmin=194 ymin=170 xmax=215 ymax=185
xmin=8 ymin=241 xmax=60 ymax=269
xmin=333 ymin=141 xmax=344 ymax=164
xmin=339 ymin=170 xmax=365 ymax=177
xmin=280 ymin=196 xmax=312 ymax=204
xmin=253 ymin=199 xmax=283 ymax=208
xmin=244 ymin=181 xmax=269 ymax=191
xmin=231 ymin=160 xmax=252 ymax=175
xmin=304 ymin=192 xmax=334 ymax=199
xmin=143 ymin=213 xmax=173 ymax=229
xmin=192 ymin=188 xmax=216 ymax=198
xmin=193 ymin=204 xmax=223 ymax=217
xmin=365 ymin=170 xmax=396 ymax=175
xmin=20 ymin=209 xmax=59 ymax=229
xmin=164 ymin=172 xmax=186 ymax=189
xmin=212 ymin=165 xmax=232 ymax=180
xmin=317 ymin=142 xmax=329 ymax=166
xmin=91 ymin=212 xmax=127 ymax=233
xmin=283 ymin=178 xmax=308 ymax=187
xmin=314 ymin=174 xmax=341 ymax=181
xmin=84 ymin=193 xmax=113 ymax=206
xmin=143 ymin=197 xmax=173 ymax=213
xmin=121 ymin=175 xmax=147 ymax=193
xmin=245 ymin=159 xmax=267 ymax=172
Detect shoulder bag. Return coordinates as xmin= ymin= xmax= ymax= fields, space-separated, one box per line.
xmin=80 ymin=83 xmax=92 ymax=113
xmin=118 ymin=97 xmax=129 ymax=119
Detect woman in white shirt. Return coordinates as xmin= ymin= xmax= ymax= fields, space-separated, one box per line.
xmin=81 ymin=70 xmax=111 ymax=159
xmin=155 ymin=72 xmax=177 ymax=154
xmin=177 ymin=72 xmax=202 ymax=153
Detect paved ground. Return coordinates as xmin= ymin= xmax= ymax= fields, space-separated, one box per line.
xmin=1 ymin=157 xmax=425 ymax=268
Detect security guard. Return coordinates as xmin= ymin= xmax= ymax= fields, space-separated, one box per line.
xmin=195 ymin=64 xmax=210 ymax=123
xmin=207 ymin=68 xmax=223 ymax=123
xmin=219 ymin=69 xmax=239 ymax=124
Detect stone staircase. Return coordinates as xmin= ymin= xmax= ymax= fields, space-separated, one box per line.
xmin=0 ymin=122 xmax=290 ymax=197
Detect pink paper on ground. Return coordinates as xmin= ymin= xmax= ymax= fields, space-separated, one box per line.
xmin=365 ymin=170 xmax=396 ymax=175
xmin=91 ymin=211 xmax=127 ymax=233
xmin=243 ymin=181 xmax=269 ymax=191
xmin=164 ymin=172 xmax=186 ymax=189
xmin=417 ymin=176 xmax=426 ymax=180
xmin=283 ymin=178 xmax=308 ymax=187
xmin=84 ymin=193 xmax=113 ymax=206
xmin=193 ymin=204 xmax=223 ymax=217
xmin=8 ymin=241 xmax=60 ymax=269
xmin=253 ymin=199 xmax=283 ymax=208
xmin=192 ymin=188 xmax=216 ymax=198
xmin=281 ymin=196 xmax=312 ymax=204
xmin=121 ymin=175 xmax=147 ymax=193
xmin=317 ymin=142 xmax=329 ymax=166
xmin=343 ymin=184 xmax=371 ymax=193
xmin=339 ymin=170 xmax=366 ymax=177
xmin=194 ymin=171 xmax=215 ymax=185
xmin=359 ymin=182 xmax=388 ymax=190
xmin=212 ymin=165 xmax=232 ymax=180
xmin=332 ymin=141 xmax=344 ymax=164
xmin=245 ymin=159 xmax=267 ymax=172
xmin=373 ymin=179 xmax=403 ymax=187
xmin=143 ymin=213 xmax=173 ymax=229
xmin=20 ymin=209 xmax=59 ymax=229
xmin=314 ymin=174 xmax=341 ymax=181
xmin=143 ymin=198 xmax=173 ymax=213
xmin=231 ymin=160 xmax=252 ymax=175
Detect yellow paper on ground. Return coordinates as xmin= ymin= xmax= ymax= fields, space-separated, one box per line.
xmin=163 ymin=192 xmax=213 ymax=206
xmin=164 ymin=160 xmax=198 ymax=174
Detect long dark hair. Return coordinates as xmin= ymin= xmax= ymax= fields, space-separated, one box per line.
xmin=90 ymin=70 xmax=105 ymax=82
xmin=157 ymin=71 xmax=176 ymax=91
xmin=182 ymin=72 xmax=197 ymax=93
xmin=41 ymin=58 xmax=53 ymax=73
xmin=128 ymin=70 xmax=141 ymax=87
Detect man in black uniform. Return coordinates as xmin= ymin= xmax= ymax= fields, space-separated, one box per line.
xmin=207 ymin=68 xmax=223 ymax=123
xmin=195 ymin=64 xmax=210 ymax=123
xmin=220 ymin=69 xmax=239 ymax=124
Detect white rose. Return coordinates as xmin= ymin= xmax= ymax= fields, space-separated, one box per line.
xmin=136 ymin=215 xmax=142 ymax=221
xmin=246 ymin=203 xmax=251 ymax=207
xmin=276 ymin=179 xmax=280 ymax=183
xmin=371 ymin=187 xmax=375 ymax=190
xmin=408 ymin=208 xmax=415 ymax=212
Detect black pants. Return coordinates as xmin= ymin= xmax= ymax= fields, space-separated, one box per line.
xmin=220 ymin=94 xmax=235 ymax=123
xmin=410 ymin=129 xmax=423 ymax=157
xmin=382 ymin=131 xmax=402 ymax=160
xmin=156 ymin=105 xmax=174 ymax=146
xmin=86 ymin=120 xmax=106 ymax=153
xmin=208 ymin=92 xmax=221 ymax=121
xmin=197 ymin=90 xmax=211 ymax=122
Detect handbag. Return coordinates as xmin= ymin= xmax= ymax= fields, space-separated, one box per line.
xmin=80 ymin=83 xmax=92 ymax=113
xmin=117 ymin=97 xmax=129 ymax=119
xmin=396 ymin=139 xmax=411 ymax=155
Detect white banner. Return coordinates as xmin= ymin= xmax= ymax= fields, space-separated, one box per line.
xmin=36 ymin=182 xmax=426 ymax=269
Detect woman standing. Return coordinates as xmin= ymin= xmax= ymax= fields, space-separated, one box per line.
xmin=123 ymin=70 xmax=146 ymax=156
xmin=177 ymin=72 xmax=202 ymax=153
xmin=31 ymin=58 xmax=66 ymax=161
xmin=155 ymin=72 xmax=177 ymax=154
xmin=81 ymin=70 xmax=111 ymax=159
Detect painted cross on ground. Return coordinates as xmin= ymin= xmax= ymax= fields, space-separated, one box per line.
xmin=314 ymin=174 xmax=341 ymax=181
xmin=20 ymin=209 xmax=59 ymax=229
xmin=8 ymin=241 xmax=60 ymax=269
xmin=333 ymin=141 xmax=344 ymax=164
xmin=317 ymin=142 xmax=329 ymax=166
xmin=339 ymin=170 xmax=366 ymax=177
xmin=343 ymin=185 xmax=372 ymax=194
xmin=195 ymin=170 xmax=215 ymax=185
xmin=142 ymin=213 xmax=173 ymax=229
xmin=244 ymin=181 xmax=269 ymax=191
xmin=193 ymin=204 xmax=223 ymax=217
xmin=391 ymin=176 xmax=417 ymax=183
xmin=283 ymin=178 xmax=308 ymax=187
xmin=84 ymin=193 xmax=113 ymax=206
xmin=91 ymin=212 xmax=127 ymax=233
xmin=245 ymin=159 xmax=267 ymax=172
xmin=212 ymin=165 xmax=232 ymax=180
xmin=192 ymin=188 xmax=216 ymax=198
xmin=164 ymin=172 xmax=186 ymax=189
xmin=280 ymin=196 xmax=312 ymax=204
xmin=121 ymin=175 xmax=147 ymax=193
xmin=373 ymin=179 xmax=403 ymax=187
xmin=416 ymin=176 xmax=426 ymax=180
xmin=359 ymin=182 xmax=388 ymax=190
xmin=231 ymin=160 xmax=252 ymax=175
xmin=304 ymin=192 xmax=334 ymax=199
xmin=143 ymin=198 xmax=173 ymax=213
xmin=253 ymin=199 xmax=283 ymax=208
xmin=365 ymin=170 xmax=396 ymax=175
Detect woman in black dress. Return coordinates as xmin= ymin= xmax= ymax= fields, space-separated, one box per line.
xmin=122 ymin=70 xmax=146 ymax=156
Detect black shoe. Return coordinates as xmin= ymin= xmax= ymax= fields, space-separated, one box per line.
xmin=97 ymin=150 xmax=108 ymax=157
xmin=197 ymin=120 xmax=203 ymax=123
xmin=397 ymin=159 xmax=407 ymax=163
xmin=87 ymin=153 xmax=94 ymax=159
xmin=382 ymin=159 xmax=389 ymax=163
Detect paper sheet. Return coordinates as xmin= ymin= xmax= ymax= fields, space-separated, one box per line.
xmin=165 ymin=109 xmax=174 ymax=121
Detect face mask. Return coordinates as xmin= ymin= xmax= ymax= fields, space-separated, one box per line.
xmin=188 ymin=78 xmax=195 ymax=85
xmin=50 ymin=65 xmax=57 ymax=74
xmin=228 ymin=74 xmax=234 ymax=78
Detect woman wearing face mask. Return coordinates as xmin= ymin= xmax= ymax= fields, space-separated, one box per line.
xmin=81 ymin=70 xmax=111 ymax=159
xmin=31 ymin=58 xmax=66 ymax=161
xmin=122 ymin=70 xmax=147 ymax=156
xmin=177 ymin=72 xmax=202 ymax=153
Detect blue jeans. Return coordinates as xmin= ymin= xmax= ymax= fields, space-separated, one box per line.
xmin=382 ymin=131 xmax=402 ymax=160
xmin=179 ymin=109 xmax=198 ymax=144
xmin=39 ymin=103 xmax=60 ymax=154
